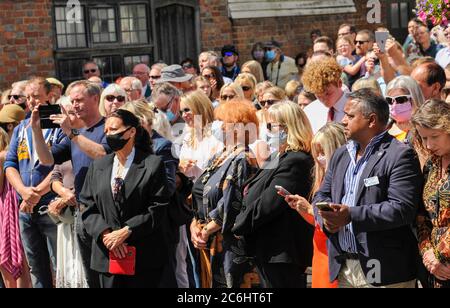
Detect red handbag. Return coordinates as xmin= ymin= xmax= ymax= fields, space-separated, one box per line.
xmin=109 ymin=246 xmax=136 ymax=276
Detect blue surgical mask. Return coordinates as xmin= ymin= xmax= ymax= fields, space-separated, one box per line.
xmin=211 ymin=121 xmax=224 ymax=143
xmin=265 ymin=50 xmax=276 ymax=62
xmin=266 ymin=130 xmax=287 ymax=149
xmin=165 ymin=110 xmax=177 ymax=123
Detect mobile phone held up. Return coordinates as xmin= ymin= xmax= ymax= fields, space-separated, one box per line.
xmin=275 ymin=185 xmax=292 ymax=197
xmin=316 ymin=202 xmax=334 ymax=212
xmin=38 ymin=104 xmax=61 ymax=129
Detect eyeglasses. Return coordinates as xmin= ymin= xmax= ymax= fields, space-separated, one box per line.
xmin=259 ymin=100 xmax=278 ymax=107
xmin=133 ymin=71 xmax=147 ymax=76
xmin=355 ymin=40 xmax=368 ymax=45
xmin=385 ymin=95 xmax=412 ymax=105
xmin=221 ymin=95 xmax=235 ymax=101
xmin=105 ymin=95 xmax=126 ymax=103
xmin=149 ymin=75 xmax=161 ymax=80
xmin=8 ymin=95 xmax=25 ymax=100
xmin=241 ymin=86 xmax=252 ymax=92
xmin=203 ymin=74 xmax=215 ymax=80
xmin=179 ymin=107 xmax=191 ymax=115
xmin=266 ymin=123 xmax=283 ymax=131
xmin=83 ymin=69 xmax=97 ymax=74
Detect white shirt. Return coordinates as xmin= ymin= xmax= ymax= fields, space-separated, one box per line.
xmin=436 ymin=47 xmax=450 ymax=69
xmin=111 ymin=147 xmax=136 ymax=191
xmin=304 ymin=90 xmax=349 ymax=134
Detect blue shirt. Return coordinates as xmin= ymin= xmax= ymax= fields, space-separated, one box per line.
xmin=339 ymin=131 xmax=387 ymax=253
xmin=51 ymin=118 xmax=111 ymax=198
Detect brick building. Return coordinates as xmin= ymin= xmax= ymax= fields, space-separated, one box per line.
xmin=0 ymin=0 xmax=416 ymax=89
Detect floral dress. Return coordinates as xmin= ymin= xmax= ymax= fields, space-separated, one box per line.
xmin=417 ymin=157 xmax=450 ymax=288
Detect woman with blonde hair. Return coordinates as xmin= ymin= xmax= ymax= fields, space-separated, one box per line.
xmin=179 ymin=90 xmax=222 ymax=180
xmin=98 ymin=84 xmax=128 ymax=117
xmin=257 ymin=86 xmax=287 ymax=141
xmin=241 ymin=60 xmax=265 ymax=83
xmin=193 ymin=76 xmax=217 ymax=107
xmin=283 ymin=122 xmax=346 ymax=288
xmin=218 ymin=83 xmax=245 ymax=104
xmin=233 ymin=102 xmax=314 ymax=288
xmin=285 ymin=80 xmax=302 ymax=101
xmin=235 ymin=73 xmax=258 ymax=104
xmin=352 ymin=77 xmax=383 ymax=95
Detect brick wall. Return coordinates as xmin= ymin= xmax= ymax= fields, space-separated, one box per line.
xmin=199 ymin=0 xmax=388 ymax=62
xmin=0 ymin=0 xmax=54 ymax=90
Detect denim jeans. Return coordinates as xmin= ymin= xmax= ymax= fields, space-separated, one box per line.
xmin=19 ymin=212 xmax=57 ymax=288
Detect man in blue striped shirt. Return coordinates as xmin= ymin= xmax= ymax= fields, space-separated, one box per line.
xmin=314 ymin=89 xmax=423 ymax=288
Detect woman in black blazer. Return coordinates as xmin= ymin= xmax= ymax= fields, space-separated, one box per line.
xmin=80 ymin=109 xmax=170 ymax=288
xmin=233 ymin=102 xmax=315 ymax=288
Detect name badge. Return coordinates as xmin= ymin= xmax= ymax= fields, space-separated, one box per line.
xmin=364 ymin=176 xmax=380 ymax=188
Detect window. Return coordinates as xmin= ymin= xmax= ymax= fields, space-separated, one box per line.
xmin=54 ymin=6 xmax=86 ymax=48
xmin=90 ymin=7 xmax=117 ymax=43
xmin=120 ymin=4 xmax=149 ymax=44
xmin=124 ymin=55 xmax=151 ymax=75
xmin=57 ymin=59 xmax=87 ymax=85
xmin=388 ymin=0 xmax=416 ymax=41
xmin=93 ymin=56 xmax=122 ymax=83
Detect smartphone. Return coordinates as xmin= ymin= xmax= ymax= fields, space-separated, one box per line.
xmin=38 ymin=104 xmax=61 ymax=129
xmin=375 ymin=31 xmax=389 ymax=53
xmin=316 ymin=202 xmax=334 ymax=212
xmin=275 ymin=185 xmax=292 ymax=197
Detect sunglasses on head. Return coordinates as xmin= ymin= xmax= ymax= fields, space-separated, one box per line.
xmin=8 ymin=95 xmax=25 ymax=100
xmin=259 ymin=100 xmax=278 ymax=107
xmin=241 ymin=86 xmax=252 ymax=92
xmin=105 ymin=95 xmax=126 ymax=103
xmin=221 ymin=95 xmax=235 ymax=101
xmin=84 ymin=69 xmax=97 ymax=74
xmin=385 ymin=95 xmax=411 ymax=105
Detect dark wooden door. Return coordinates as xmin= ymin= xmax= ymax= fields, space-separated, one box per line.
xmin=387 ymin=0 xmax=417 ymax=43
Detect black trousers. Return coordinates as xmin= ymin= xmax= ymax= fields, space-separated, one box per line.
xmin=98 ymin=267 xmax=164 ymax=288
xmin=256 ymin=261 xmax=307 ymax=288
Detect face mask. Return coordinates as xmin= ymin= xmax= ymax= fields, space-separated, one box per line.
xmin=317 ymin=154 xmax=327 ymax=168
xmin=253 ymin=50 xmax=265 ymax=60
xmin=106 ymin=127 xmax=132 ymax=152
xmin=165 ymin=110 xmax=177 ymax=123
xmin=265 ymin=50 xmax=276 ymax=62
xmin=211 ymin=121 xmax=224 ymax=143
xmin=390 ymin=102 xmax=413 ymax=123
xmin=266 ymin=130 xmax=288 ymax=149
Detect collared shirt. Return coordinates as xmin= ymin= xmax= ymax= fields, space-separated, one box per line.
xmin=304 ymin=89 xmax=349 ymax=134
xmin=436 ymin=47 xmax=450 ymax=69
xmin=111 ymin=147 xmax=135 ymax=191
xmin=339 ymin=131 xmax=388 ymax=253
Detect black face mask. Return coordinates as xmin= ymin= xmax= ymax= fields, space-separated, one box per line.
xmin=106 ymin=127 xmax=132 ymax=152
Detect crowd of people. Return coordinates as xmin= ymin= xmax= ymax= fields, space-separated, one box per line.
xmin=0 ymin=19 xmax=449 ymax=289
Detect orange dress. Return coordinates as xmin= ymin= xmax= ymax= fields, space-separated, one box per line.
xmin=311 ymin=224 xmax=338 ymax=288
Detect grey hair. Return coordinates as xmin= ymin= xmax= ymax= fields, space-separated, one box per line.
xmin=386 ymin=75 xmax=425 ymax=109
xmin=152 ymin=82 xmax=181 ymax=100
xmin=348 ymin=88 xmax=390 ymax=126
xmin=66 ymin=80 xmax=102 ymax=98
xmin=121 ymin=77 xmax=143 ymax=91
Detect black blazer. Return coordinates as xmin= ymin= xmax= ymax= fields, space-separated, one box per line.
xmin=80 ymin=149 xmax=170 ymax=273
xmin=233 ymin=151 xmax=314 ymax=268
xmin=313 ymin=134 xmax=423 ymax=286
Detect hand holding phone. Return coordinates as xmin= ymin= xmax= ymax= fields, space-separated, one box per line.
xmin=375 ymin=31 xmax=389 ymax=53
xmin=316 ymin=202 xmax=334 ymax=212
xmin=275 ymin=185 xmax=292 ymax=197
xmin=38 ymin=104 xmax=62 ymax=129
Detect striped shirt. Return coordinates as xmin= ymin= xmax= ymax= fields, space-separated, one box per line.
xmin=339 ymin=131 xmax=387 ymax=253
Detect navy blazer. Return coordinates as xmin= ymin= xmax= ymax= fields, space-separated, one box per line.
xmin=313 ymin=134 xmax=423 ymax=286
xmin=152 ymin=130 xmax=178 ymax=196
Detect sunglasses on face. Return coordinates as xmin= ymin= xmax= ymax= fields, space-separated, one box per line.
xmin=105 ymin=95 xmax=126 ymax=103
xmin=385 ymin=95 xmax=411 ymax=105
xmin=8 ymin=95 xmax=25 ymax=100
xmin=259 ymin=100 xmax=278 ymax=107
xmin=203 ymin=74 xmax=215 ymax=79
xmin=241 ymin=86 xmax=252 ymax=92
xmin=182 ymin=63 xmax=194 ymax=69
xmin=266 ymin=123 xmax=283 ymax=131
xmin=221 ymin=95 xmax=235 ymax=101
xmin=84 ymin=69 xmax=97 ymax=74
xmin=150 ymin=75 xmax=161 ymax=79
xmin=179 ymin=107 xmax=192 ymax=116
xmin=355 ymin=40 xmax=368 ymax=45
xmin=223 ymin=52 xmax=235 ymax=57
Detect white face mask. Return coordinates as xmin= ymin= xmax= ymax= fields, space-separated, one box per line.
xmin=317 ymin=154 xmax=327 ymax=168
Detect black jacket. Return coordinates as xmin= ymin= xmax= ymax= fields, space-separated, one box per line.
xmin=233 ymin=151 xmax=314 ymax=268
xmin=80 ymin=149 xmax=170 ymax=273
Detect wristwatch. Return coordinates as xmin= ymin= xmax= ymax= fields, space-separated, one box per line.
xmin=68 ymin=129 xmax=80 ymax=140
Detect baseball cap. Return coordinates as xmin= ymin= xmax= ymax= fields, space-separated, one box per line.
xmin=264 ymin=40 xmax=282 ymax=49
xmin=0 ymin=104 xmax=26 ymax=123
xmin=46 ymin=77 xmax=64 ymax=88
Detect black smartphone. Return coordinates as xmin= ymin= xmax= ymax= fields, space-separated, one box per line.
xmin=38 ymin=104 xmax=61 ymax=129
xmin=316 ymin=202 xmax=334 ymax=212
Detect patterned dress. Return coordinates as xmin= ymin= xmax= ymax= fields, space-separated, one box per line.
xmin=417 ymin=157 xmax=450 ymax=288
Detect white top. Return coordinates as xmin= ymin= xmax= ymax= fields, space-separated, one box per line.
xmin=436 ymin=47 xmax=450 ymax=69
xmin=304 ymin=90 xmax=349 ymax=134
xmin=179 ymin=129 xmax=223 ymax=181
xmin=111 ymin=147 xmax=136 ymax=191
